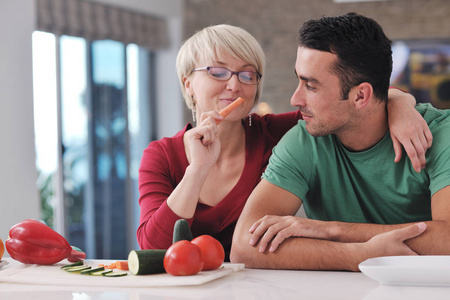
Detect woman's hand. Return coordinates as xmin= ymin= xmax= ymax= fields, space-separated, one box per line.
xmin=387 ymin=89 xmax=433 ymax=172
xmin=185 ymin=111 xmax=223 ymax=168
xmin=166 ymin=111 xmax=223 ymax=219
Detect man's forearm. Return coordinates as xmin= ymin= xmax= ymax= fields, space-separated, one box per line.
xmin=231 ymin=221 xmax=429 ymax=271
xmin=231 ymin=230 xmax=364 ymax=271
xmin=329 ymin=220 xmax=450 ymax=255
xmin=329 ymin=221 xmax=401 ymax=242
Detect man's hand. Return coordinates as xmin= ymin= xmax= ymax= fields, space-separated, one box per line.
xmin=248 ymin=215 xmax=332 ymax=252
xmin=361 ymin=222 xmax=427 ymax=262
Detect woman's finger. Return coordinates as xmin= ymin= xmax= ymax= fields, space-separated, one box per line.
xmin=391 ymin=136 xmax=403 ymax=163
xmin=424 ymin=128 xmax=433 ymax=148
xmin=199 ymin=111 xmax=223 ymax=125
xmin=410 ymin=136 xmax=426 ymax=171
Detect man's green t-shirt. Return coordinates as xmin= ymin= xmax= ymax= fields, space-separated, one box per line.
xmin=263 ymin=103 xmax=450 ymax=224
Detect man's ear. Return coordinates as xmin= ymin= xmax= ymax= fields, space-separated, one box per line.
xmin=352 ymin=82 xmax=373 ymax=109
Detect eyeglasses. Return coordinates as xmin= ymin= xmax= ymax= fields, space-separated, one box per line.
xmin=192 ymin=67 xmax=262 ymax=85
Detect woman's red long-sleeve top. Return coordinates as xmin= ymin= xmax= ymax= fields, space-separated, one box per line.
xmin=137 ymin=111 xmax=301 ymax=260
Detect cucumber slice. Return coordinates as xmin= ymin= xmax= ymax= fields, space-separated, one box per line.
xmin=60 ymin=261 xmax=83 ymax=269
xmin=173 ymin=219 xmax=193 ymax=243
xmin=65 ymin=265 xmax=92 ymax=272
xmin=91 ymin=269 xmax=113 ymax=276
xmin=128 ymin=249 xmax=167 ymax=275
xmin=103 ymin=271 xmax=128 ymax=277
xmin=81 ymin=266 xmax=105 ymax=275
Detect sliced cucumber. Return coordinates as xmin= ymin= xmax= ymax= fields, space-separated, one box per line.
xmin=60 ymin=261 xmax=83 ymax=269
xmin=65 ymin=265 xmax=92 ymax=272
xmin=103 ymin=271 xmax=128 ymax=277
xmin=128 ymin=249 xmax=167 ymax=275
xmin=91 ymin=269 xmax=113 ymax=276
xmin=173 ymin=219 xmax=193 ymax=243
xmin=81 ymin=266 xmax=105 ymax=275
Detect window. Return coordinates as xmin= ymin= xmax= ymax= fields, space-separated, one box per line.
xmin=391 ymin=40 xmax=450 ymax=109
xmin=33 ymin=31 xmax=58 ymax=229
xmin=33 ymin=31 xmax=155 ymax=259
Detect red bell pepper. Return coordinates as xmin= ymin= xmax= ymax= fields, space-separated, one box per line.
xmin=5 ymin=219 xmax=86 ymax=265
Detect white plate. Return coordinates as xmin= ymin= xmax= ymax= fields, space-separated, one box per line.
xmin=359 ymin=256 xmax=450 ymax=287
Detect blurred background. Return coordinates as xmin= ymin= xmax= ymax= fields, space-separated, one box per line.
xmin=1 ymin=0 xmax=449 ymax=260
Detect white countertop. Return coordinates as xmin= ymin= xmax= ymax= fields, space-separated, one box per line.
xmin=1 ymin=258 xmax=450 ymax=300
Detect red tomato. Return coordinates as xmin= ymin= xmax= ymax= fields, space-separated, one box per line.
xmin=164 ymin=240 xmax=204 ymax=276
xmin=191 ymin=235 xmax=225 ymax=271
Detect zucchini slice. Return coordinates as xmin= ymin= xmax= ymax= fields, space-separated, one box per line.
xmin=65 ymin=265 xmax=92 ymax=272
xmin=128 ymin=249 xmax=167 ymax=275
xmin=81 ymin=266 xmax=105 ymax=275
xmin=103 ymin=271 xmax=128 ymax=277
xmin=91 ymin=269 xmax=113 ymax=276
xmin=60 ymin=261 xmax=83 ymax=269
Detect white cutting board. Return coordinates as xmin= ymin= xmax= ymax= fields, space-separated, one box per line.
xmin=0 ymin=259 xmax=244 ymax=287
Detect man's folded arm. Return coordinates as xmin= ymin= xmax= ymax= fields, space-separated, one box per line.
xmin=229 ymin=179 xmax=363 ymax=270
xmin=230 ymin=179 xmax=430 ymax=271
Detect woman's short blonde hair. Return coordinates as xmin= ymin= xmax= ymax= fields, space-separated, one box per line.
xmin=176 ymin=24 xmax=266 ymax=110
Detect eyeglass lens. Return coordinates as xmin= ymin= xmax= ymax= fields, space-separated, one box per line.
xmin=208 ymin=67 xmax=259 ymax=84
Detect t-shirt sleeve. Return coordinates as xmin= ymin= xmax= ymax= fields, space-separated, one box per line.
xmin=262 ymin=123 xmax=313 ymax=201
xmin=137 ymin=140 xmax=192 ymax=250
xmin=425 ymin=111 xmax=450 ymax=196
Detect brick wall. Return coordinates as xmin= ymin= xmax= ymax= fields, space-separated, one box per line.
xmin=182 ymin=0 xmax=450 ymax=120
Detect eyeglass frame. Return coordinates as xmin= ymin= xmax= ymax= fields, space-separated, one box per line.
xmin=192 ymin=66 xmax=262 ymax=85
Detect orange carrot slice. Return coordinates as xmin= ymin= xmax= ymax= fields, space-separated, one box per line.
xmin=215 ymin=97 xmax=245 ymax=125
xmin=105 ymin=263 xmax=116 ymax=269
xmin=116 ymin=261 xmax=129 ymax=271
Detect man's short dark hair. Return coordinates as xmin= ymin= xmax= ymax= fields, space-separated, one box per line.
xmin=298 ymin=12 xmax=392 ymax=102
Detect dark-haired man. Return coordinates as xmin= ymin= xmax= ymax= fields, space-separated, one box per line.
xmin=230 ymin=13 xmax=450 ymax=271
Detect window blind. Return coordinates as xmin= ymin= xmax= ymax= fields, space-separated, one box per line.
xmin=36 ymin=0 xmax=169 ymax=50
